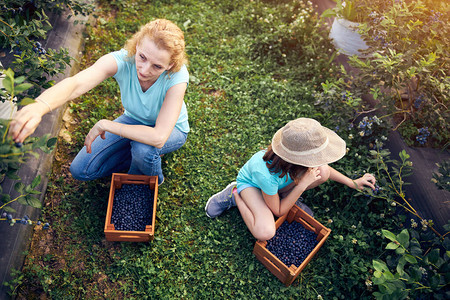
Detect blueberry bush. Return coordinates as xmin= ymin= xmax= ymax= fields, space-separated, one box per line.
xmin=0 ymin=0 xmax=92 ymax=101
xmin=324 ymin=0 xmax=450 ymax=148
xmin=0 ymin=69 xmax=56 ymax=225
xmin=372 ymin=227 xmax=450 ymax=300
xmin=1 ymin=2 xmax=91 ymax=225
xmin=363 ymin=148 xmax=450 ymax=299
xmin=3 ymin=0 xmax=449 ymax=299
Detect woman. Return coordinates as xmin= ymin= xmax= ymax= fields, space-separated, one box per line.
xmin=205 ymin=118 xmax=376 ymax=241
xmin=9 ymin=19 xmax=189 ymax=185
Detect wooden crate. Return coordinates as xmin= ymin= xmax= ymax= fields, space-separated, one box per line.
xmin=104 ymin=173 xmax=158 ymax=242
xmin=253 ymin=204 xmax=331 ymax=286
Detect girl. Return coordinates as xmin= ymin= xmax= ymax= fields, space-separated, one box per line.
xmin=10 ymin=19 xmax=189 ymax=185
xmin=205 ymin=118 xmax=376 ymax=241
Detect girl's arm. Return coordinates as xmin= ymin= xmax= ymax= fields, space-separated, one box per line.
xmin=263 ymin=167 xmax=321 ymax=217
xmin=10 ymin=54 xmax=118 ymax=143
xmin=84 ymin=82 xmax=187 ymax=153
xmin=329 ymin=166 xmax=376 ymax=190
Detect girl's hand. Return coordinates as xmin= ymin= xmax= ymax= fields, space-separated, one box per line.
xmin=353 ymin=173 xmax=376 ymax=190
xmin=298 ymin=167 xmax=322 ymax=188
xmin=84 ymin=120 xmax=106 ymax=153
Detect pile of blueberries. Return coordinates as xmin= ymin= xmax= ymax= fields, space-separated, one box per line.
xmin=111 ymin=184 xmax=154 ymax=231
xmin=266 ymin=220 xmax=319 ymax=268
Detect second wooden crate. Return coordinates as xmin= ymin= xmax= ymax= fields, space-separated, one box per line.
xmin=253 ymin=204 xmax=331 ymax=286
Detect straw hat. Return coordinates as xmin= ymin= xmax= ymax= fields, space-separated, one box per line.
xmin=271 ymin=118 xmax=346 ymax=167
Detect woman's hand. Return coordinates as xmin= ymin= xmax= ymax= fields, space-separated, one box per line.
xmin=353 ymin=173 xmax=376 ymax=190
xmin=298 ymin=167 xmax=322 ymax=189
xmin=9 ymin=102 xmax=48 ymax=143
xmin=84 ymin=120 xmax=107 ymax=153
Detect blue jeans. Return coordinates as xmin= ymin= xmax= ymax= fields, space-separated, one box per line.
xmin=70 ymin=115 xmax=188 ymax=184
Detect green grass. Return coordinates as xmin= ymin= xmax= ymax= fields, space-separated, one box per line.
xmin=12 ymin=0 xmax=400 ymax=299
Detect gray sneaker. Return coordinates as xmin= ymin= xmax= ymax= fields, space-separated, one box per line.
xmin=205 ymin=182 xmax=237 ymax=218
xmin=295 ymin=197 xmax=314 ymax=217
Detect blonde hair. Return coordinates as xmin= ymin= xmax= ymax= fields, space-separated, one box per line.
xmin=124 ymin=19 xmax=188 ymax=74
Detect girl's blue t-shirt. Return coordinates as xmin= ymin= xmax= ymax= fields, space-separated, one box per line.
xmin=236 ymin=150 xmax=293 ymax=195
xmin=111 ymin=49 xmax=190 ymax=133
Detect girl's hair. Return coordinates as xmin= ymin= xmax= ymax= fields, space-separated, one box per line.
xmin=124 ymin=19 xmax=188 ymax=74
xmin=263 ymin=145 xmax=308 ymax=184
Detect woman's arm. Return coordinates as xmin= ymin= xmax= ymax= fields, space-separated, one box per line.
xmin=9 ymin=54 xmax=118 ymax=143
xmin=263 ymin=167 xmax=321 ymax=217
xmin=84 ymin=82 xmax=187 ymax=152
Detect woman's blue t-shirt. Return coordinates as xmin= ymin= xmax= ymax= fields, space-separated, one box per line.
xmin=236 ymin=150 xmax=294 ymax=195
xmin=111 ymin=49 xmax=190 ymax=133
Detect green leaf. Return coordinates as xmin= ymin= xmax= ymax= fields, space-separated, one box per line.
xmin=382 ymin=270 xmax=395 ymax=281
xmin=396 ymin=257 xmax=406 ymax=276
xmin=404 ymin=254 xmax=417 ymax=264
xmin=410 ymin=241 xmax=422 ymax=256
xmin=399 ymin=150 xmax=410 ymax=161
xmin=397 ymin=229 xmax=410 ymax=248
xmin=25 ymin=195 xmax=42 ymax=208
xmin=2 ymin=74 xmax=14 ymax=94
xmin=382 ymin=230 xmax=397 ymax=242
xmin=14 ymin=76 xmax=26 ymax=84
xmin=0 ymin=193 xmax=11 ymax=203
xmin=373 ymin=259 xmax=388 ymax=272
xmin=3 ymin=206 xmax=16 ymax=213
xmin=374 ymin=270 xmax=382 ymax=278
xmin=429 ymin=274 xmax=440 ymax=289
xmin=14 ymin=83 xmax=33 ymax=94
xmin=47 ymin=137 xmax=57 ymax=148
xmin=31 ymin=175 xmax=41 ymax=189
xmin=5 ymin=171 xmax=20 ymax=180
xmin=409 ymin=266 xmax=422 ymax=281
xmin=321 ymin=8 xmax=337 ymax=19
xmin=19 ymin=97 xmax=36 ymax=106
xmin=395 ymin=247 xmax=405 ymax=255
xmin=14 ymin=182 xmax=25 ymax=194
xmin=386 ymin=242 xmax=399 ymax=250
xmin=426 ymin=249 xmax=440 ymax=264
xmin=17 ymin=197 xmax=28 ymax=206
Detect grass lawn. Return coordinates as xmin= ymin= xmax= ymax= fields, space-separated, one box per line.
xmin=11 ymin=0 xmax=400 ymax=299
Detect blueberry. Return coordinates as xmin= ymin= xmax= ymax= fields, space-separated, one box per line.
xmin=15 ymin=142 xmax=23 ymax=148
xmin=43 ymin=223 xmax=50 ymax=229
xmin=266 ymin=221 xmax=319 ymax=267
xmin=111 ymin=184 xmax=154 ymax=231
